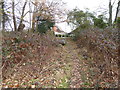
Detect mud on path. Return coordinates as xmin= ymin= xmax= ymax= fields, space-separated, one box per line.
xmin=2 ymin=38 xmax=93 ymax=88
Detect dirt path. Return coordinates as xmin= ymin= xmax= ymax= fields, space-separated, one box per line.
xmin=41 ymin=38 xmax=92 ymax=88
xmin=2 ymin=38 xmax=92 ymax=88
xmin=36 ymin=38 xmax=80 ymax=88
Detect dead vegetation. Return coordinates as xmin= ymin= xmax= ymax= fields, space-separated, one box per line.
xmin=2 ymin=31 xmax=57 ymax=80
xmin=75 ymin=28 xmax=119 ymax=88
xmin=1 ymin=28 xmax=119 ymax=88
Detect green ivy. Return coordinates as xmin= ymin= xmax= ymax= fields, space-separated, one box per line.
xmin=37 ymin=19 xmax=55 ymax=34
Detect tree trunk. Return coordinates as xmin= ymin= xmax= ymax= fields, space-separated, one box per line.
xmin=109 ymin=0 xmax=112 ymax=27
xmin=31 ymin=13 xmax=36 ymax=32
xmin=29 ymin=1 xmax=32 ymax=30
xmin=1 ymin=1 xmax=5 ymax=31
xmin=31 ymin=6 xmax=37 ymax=32
xmin=17 ymin=1 xmax=27 ymax=31
xmin=12 ymin=0 xmax=17 ymax=31
xmin=114 ymin=1 xmax=120 ymax=22
xmin=31 ymin=0 xmax=39 ymax=32
xmin=0 ymin=2 xmax=2 ymax=30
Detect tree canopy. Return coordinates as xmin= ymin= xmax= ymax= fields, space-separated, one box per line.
xmin=67 ymin=8 xmax=108 ymax=34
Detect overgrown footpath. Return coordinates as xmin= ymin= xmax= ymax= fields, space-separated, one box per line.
xmin=1 ymin=31 xmax=77 ymax=88
xmin=1 ymin=28 xmax=119 ymax=88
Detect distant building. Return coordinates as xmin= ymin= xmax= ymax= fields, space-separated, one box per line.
xmin=52 ymin=25 xmax=67 ymax=36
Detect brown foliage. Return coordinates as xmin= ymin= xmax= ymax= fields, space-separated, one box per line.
xmin=2 ymin=32 xmax=57 ymax=79
xmin=75 ymin=28 xmax=119 ymax=88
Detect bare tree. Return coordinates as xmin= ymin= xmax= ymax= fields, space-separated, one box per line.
xmin=31 ymin=0 xmax=67 ymax=32
xmin=114 ymin=0 xmax=120 ymax=22
xmin=31 ymin=0 xmax=38 ymax=32
xmin=3 ymin=0 xmax=66 ymax=32
xmin=0 ymin=2 xmax=2 ymax=30
xmin=1 ymin=0 xmax=6 ymax=31
xmin=108 ymin=0 xmax=117 ymax=27
xmin=29 ymin=0 xmax=32 ymax=29
xmin=6 ymin=0 xmax=29 ymax=31
xmin=17 ymin=1 xmax=27 ymax=31
xmin=12 ymin=0 xmax=17 ymax=31
xmin=109 ymin=0 xmax=113 ymax=26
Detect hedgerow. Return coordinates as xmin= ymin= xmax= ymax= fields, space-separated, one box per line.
xmin=2 ymin=31 xmax=57 ymax=79
xmin=75 ymin=28 xmax=119 ymax=87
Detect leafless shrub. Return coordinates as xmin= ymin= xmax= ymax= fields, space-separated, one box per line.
xmin=76 ymin=28 xmax=119 ymax=88
xmin=2 ymin=31 xmax=57 ymax=79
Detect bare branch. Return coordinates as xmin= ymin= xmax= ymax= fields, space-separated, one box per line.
xmin=23 ymin=11 xmax=30 ymax=17
xmin=6 ymin=1 xmax=20 ymax=11
xmin=112 ymin=0 xmax=117 ymax=6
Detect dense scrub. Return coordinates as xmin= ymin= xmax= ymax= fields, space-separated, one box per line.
xmin=2 ymin=31 xmax=57 ymax=79
xmin=75 ymin=28 xmax=119 ymax=88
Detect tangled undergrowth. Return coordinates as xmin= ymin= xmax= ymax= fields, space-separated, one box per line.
xmin=2 ymin=31 xmax=57 ymax=80
xmin=1 ymin=28 xmax=119 ymax=88
xmin=75 ymin=28 xmax=119 ymax=88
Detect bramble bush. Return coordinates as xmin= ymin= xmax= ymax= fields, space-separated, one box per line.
xmin=2 ymin=31 xmax=57 ymax=79
xmin=75 ymin=28 xmax=119 ymax=88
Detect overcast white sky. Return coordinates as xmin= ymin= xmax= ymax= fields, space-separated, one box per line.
xmin=63 ymin=0 xmax=107 ymax=10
